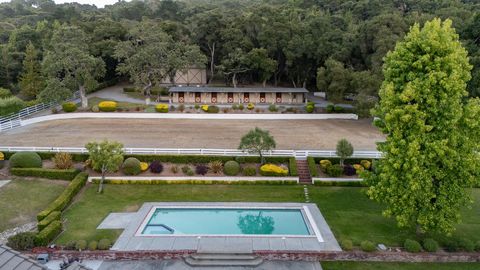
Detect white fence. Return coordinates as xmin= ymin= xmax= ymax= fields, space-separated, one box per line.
xmin=0 ymin=146 xmax=383 ymax=159
xmin=0 ymin=92 xmax=80 ymax=131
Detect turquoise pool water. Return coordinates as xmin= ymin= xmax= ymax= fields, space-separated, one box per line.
xmin=141 ymin=208 xmax=310 ymax=235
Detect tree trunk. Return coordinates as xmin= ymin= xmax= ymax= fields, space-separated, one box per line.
xmin=232 ymin=73 xmax=237 ymax=88
xmin=259 ymin=151 xmax=264 ymax=165
xmin=340 ymin=158 xmax=344 ymax=167
xmin=79 ymin=85 xmax=88 ymax=109
xmin=143 ymin=81 xmax=152 ymax=105
xmin=262 ymin=80 xmax=266 ymax=88
xmin=98 ymin=168 xmax=106 ymax=193
xmin=208 ymin=42 xmax=215 ymax=85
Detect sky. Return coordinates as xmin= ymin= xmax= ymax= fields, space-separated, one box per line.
xmin=0 ymin=0 xmax=128 ymax=8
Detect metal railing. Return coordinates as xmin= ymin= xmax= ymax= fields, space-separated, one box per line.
xmin=0 ymin=146 xmax=383 ymax=159
xmin=0 ymin=92 xmax=80 ymax=131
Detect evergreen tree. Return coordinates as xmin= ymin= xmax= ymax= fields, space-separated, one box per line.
xmin=18 ymin=42 xmax=44 ymax=100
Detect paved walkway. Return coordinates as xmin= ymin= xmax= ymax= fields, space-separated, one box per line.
xmin=87 ymin=83 xmax=148 ymax=104
xmin=0 ymin=180 xmax=10 ymax=189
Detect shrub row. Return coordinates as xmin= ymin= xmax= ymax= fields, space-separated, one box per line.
xmin=0 ymin=96 xmax=25 ymax=116
xmin=307 ymin=157 xmax=319 ymax=177
xmin=34 ymin=220 xmax=62 ymax=246
xmin=37 ymin=172 xmax=88 ymax=221
xmin=124 ymin=154 xmax=289 ymax=164
xmin=313 ymin=157 xmax=375 ymax=165
xmin=313 ymin=180 xmax=367 ymax=187
xmin=3 ymin=152 xmax=89 ymax=162
xmin=10 ymin=168 xmax=80 ymax=180
xmin=289 ymin=157 xmax=298 ymax=176
xmin=37 ymin=211 xmax=61 ymax=231
xmin=92 ymin=179 xmax=298 ymax=185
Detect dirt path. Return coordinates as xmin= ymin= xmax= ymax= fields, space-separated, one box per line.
xmin=0 ymin=118 xmax=384 ymax=150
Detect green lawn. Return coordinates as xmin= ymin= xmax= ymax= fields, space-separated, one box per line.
xmin=58 ymin=184 xmax=480 ymax=248
xmin=0 ymin=179 xmax=66 ymax=231
xmin=87 ymin=97 xmax=151 ymax=110
xmin=322 ymin=262 xmax=480 ymax=270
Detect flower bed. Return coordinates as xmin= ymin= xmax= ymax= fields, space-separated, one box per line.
xmin=311 ymin=157 xmax=374 ymax=179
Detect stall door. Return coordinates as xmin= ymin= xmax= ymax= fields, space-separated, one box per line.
xmin=228 ymin=93 xmax=234 ymax=103
xmin=244 ymin=93 xmax=250 ymax=103
xmin=211 ymin=92 xmax=217 ymax=103
xmin=276 ymin=93 xmax=282 ymax=103
xmin=195 ymin=92 xmax=201 ymax=103
xmin=178 ymin=92 xmax=184 ymax=103
xmin=260 ymin=92 xmax=266 ymax=103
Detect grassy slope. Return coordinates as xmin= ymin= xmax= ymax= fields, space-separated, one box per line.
xmin=87 ymin=97 xmax=150 ymax=110
xmin=322 ymin=262 xmax=480 ymax=270
xmin=0 ymin=179 xmax=66 ymax=231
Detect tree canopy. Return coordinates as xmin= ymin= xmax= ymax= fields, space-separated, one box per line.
xmin=365 ymin=18 xmax=480 ymax=235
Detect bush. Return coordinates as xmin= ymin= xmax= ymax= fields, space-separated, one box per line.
xmin=34 ymin=220 xmax=62 ymax=246
xmin=88 ymin=240 xmax=98 ymax=251
xmin=7 ymin=232 xmax=36 ymax=250
xmin=181 ymin=165 xmax=194 ymax=176
xmin=307 ymin=157 xmax=319 ymax=177
xmin=9 ymin=152 xmax=42 ymax=168
xmin=247 ymin=103 xmax=254 ymax=110
xmin=208 ymin=160 xmax=223 ymax=174
xmin=334 ymin=105 xmax=344 ymax=112
xmin=360 ymin=160 xmax=371 ymax=169
xmin=0 ymin=96 xmax=25 ymax=116
xmin=458 ymin=238 xmax=475 ymax=252
xmin=326 ymin=164 xmax=343 ymax=177
xmin=140 ymin=162 xmax=148 ymax=171
xmin=259 ymin=164 xmax=289 ymax=176
xmin=207 ymin=105 xmax=219 ymax=113
xmin=62 ymin=102 xmax=77 ymax=112
xmin=0 ymin=152 xmax=4 ymax=161
xmin=64 ymin=240 xmax=76 ymax=250
xmin=306 ymin=105 xmax=314 ymax=113
xmin=443 ymin=239 xmax=460 ymax=252
xmin=353 ymin=164 xmax=365 ymax=174
xmin=360 ymin=240 xmax=376 ymax=252
xmin=53 ymin=152 xmax=73 ymax=169
xmin=343 ymin=164 xmax=356 ymax=176
xmin=340 ymin=239 xmax=353 ymax=251
xmin=178 ymin=104 xmax=185 ymax=112
xmin=268 ymin=104 xmax=278 ymax=112
xmin=201 ymin=104 xmax=209 ymax=112
xmin=10 ymin=168 xmax=80 ymax=180
xmin=243 ymin=166 xmax=257 ymax=176
xmin=37 ymin=173 xmax=88 ymax=221
xmin=235 ymin=156 xmax=247 ymax=164
xmin=98 ymin=101 xmax=117 ymax=112
xmin=232 ymin=104 xmax=238 ymax=110
xmin=0 ymin=87 xmax=12 ymax=98
xmin=194 ymin=104 xmax=200 ymax=110
xmin=149 ymin=160 xmax=163 ymax=174
xmin=122 ymin=157 xmax=141 ymax=175
xmin=475 ymin=241 xmax=480 ymax=252
xmin=196 ymin=164 xmax=208 ymax=175
xmin=37 ymin=211 xmax=61 ymax=231
xmin=238 ymin=104 xmax=244 ymax=110
xmin=170 ymin=165 xmax=178 ymax=174
xmin=98 ymin=239 xmax=111 ymax=250
xmin=92 ymin=105 xmax=100 ymax=112
xmin=423 ymin=238 xmax=439 ymax=252
xmin=75 ymin=240 xmax=87 ymax=251
xmin=404 ymin=239 xmax=422 ymax=253
xmin=224 ymin=161 xmax=240 ymax=176
xmin=326 ymin=104 xmax=334 ymax=113
xmin=155 ymin=104 xmax=169 ymax=113
xmin=289 ymin=157 xmax=298 ymax=176
xmin=319 ymin=160 xmax=332 ymax=172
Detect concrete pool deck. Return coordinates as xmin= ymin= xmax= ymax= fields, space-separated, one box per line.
xmin=98 ymin=202 xmax=341 ymax=253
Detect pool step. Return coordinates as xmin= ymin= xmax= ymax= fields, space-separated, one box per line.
xmin=185 ymin=253 xmax=264 ymax=267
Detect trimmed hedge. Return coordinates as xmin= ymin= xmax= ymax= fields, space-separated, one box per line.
xmin=10 ymin=168 xmax=80 ymax=180
xmin=288 ymin=157 xmax=298 ymax=176
xmin=62 ymin=102 xmax=77 ymax=112
xmin=37 ymin=173 xmax=88 ymax=221
xmin=37 ymin=211 xmax=61 ymax=231
xmin=307 ymin=157 xmax=318 ymax=177
xmin=313 ymin=180 xmax=367 ymax=187
xmin=9 ymin=152 xmax=42 ymax=168
xmin=92 ymin=179 xmax=298 ymax=185
xmin=34 ymin=220 xmax=62 ymax=246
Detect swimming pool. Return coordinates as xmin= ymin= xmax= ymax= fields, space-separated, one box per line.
xmin=139 ymin=207 xmax=311 ymax=236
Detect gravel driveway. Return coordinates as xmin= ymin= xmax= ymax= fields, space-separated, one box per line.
xmin=0 ymin=118 xmax=384 ymax=150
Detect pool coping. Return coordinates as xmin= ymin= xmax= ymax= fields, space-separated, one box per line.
xmin=101 ymin=202 xmax=341 ymax=253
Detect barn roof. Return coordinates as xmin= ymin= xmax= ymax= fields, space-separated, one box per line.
xmin=169 ymin=86 xmax=308 ymax=93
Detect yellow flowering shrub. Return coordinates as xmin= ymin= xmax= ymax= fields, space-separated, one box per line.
xmin=0 ymin=152 xmax=4 ymax=161
xmin=98 ymin=101 xmax=117 ymax=112
xmin=319 ymin=160 xmax=332 ymax=172
xmin=259 ymin=164 xmax=289 ymax=176
xmin=353 ymin=164 xmax=364 ymax=174
xmin=247 ymin=103 xmax=255 ymax=110
xmin=201 ymin=105 xmax=209 ymax=112
xmin=360 ymin=160 xmax=371 ymax=169
xmin=140 ymin=162 xmax=149 ymax=171
xmin=155 ymin=104 xmax=168 ymax=113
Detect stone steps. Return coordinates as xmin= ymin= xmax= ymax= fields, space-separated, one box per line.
xmin=296 ymin=159 xmax=312 ymax=184
xmin=184 ymin=253 xmax=264 ymax=267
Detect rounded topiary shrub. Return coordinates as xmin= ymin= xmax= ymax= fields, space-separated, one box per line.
xmin=224 ymin=161 xmax=240 ymax=176
xmin=326 ymin=164 xmax=343 ymax=177
xmin=98 ymin=239 xmax=111 ymax=250
xmin=9 ymin=152 xmax=42 ymax=168
xmin=404 ymin=239 xmax=422 ymax=253
xmin=306 ymin=105 xmax=314 ymax=113
xmin=88 ymin=240 xmax=98 ymax=251
xmin=98 ymin=101 xmax=117 ymax=112
xmin=340 ymin=239 xmax=353 ymax=251
xmin=149 ymin=160 xmax=163 ymax=174
xmin=75 ymin=240 xmax=87 ymax=251
xmin=423 ymin=238 xmax=439 ymax=252
xmin=62 ymin=102 xmax=77 ymax=113
xmin=122 ymin=157 xmax=141 ymax=175
xmin=242 ymin=166 xmax=257 ymax=176
xmin=360 ymin=241 xmax=376 ymax=252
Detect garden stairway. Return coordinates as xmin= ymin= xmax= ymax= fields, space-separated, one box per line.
xmin=296 ymin=159 xmax=312 ymax=184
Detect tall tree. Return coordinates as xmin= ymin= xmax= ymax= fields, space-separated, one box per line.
xmin=365 ymin=19 xmax=480 ymax=235
xmin=43 ymin=25 xmax=105 ymax=108
xmin=18 ymin=42 xmax=44 ymax=100
xmin=85 ymin=140 xmax=124 ymax=194
xmin=115 ymin=21 xmax=205 ymax=100
xmin=38 ymin=78 xmax=71 ymax=104
xmin=246 ymin=48 xmax=277 ymax=87
xmin=316 ymin=58 xmax=351 ymax=103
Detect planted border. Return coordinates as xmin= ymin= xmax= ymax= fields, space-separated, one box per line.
xmin=91 ymin=179 xmax=298 ymax=185
xmin=11 ymin=168 xmax=80 ymax=180
xmin=37 ymin=211 xmax=61 ymax=231
xmin=307 ymin=157 xmax=319 ymax=177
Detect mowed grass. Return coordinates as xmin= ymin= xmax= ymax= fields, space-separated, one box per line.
xmin=58 ymin=184 xmax=480 ymax=248
xmin=57 ymin=184 xmax=304 ymax=243
xmin=0 ymin=179 xmax=66 ymax=231
xmin=88 ymin=97 xmax=150 ymax=110
xmin=322 ymin=262 xmax=480 ymax=270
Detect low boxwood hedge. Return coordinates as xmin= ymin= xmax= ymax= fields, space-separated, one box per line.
xmin=313 ymin=180 xmax=367 ymax=187
xmin=10 ymin=168 xmax=80 ymax=180
xmin=289 ymin=157 xmax=298 ymax=176
xmin=34 ymin=220 xmax=62 ymax=246
xmin=37 ymin=211 xmax=61 ymax=231
xmin=307 ymin=157 xmax=319 ymax=177
xmin=37 ymin=172 xmax=88 ymax=221
xmin=92 ymin=179 xmax=298 ymax=185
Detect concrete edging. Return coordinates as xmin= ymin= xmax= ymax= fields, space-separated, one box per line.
xmin=20 ymin=112 xmax=359 ymax=127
